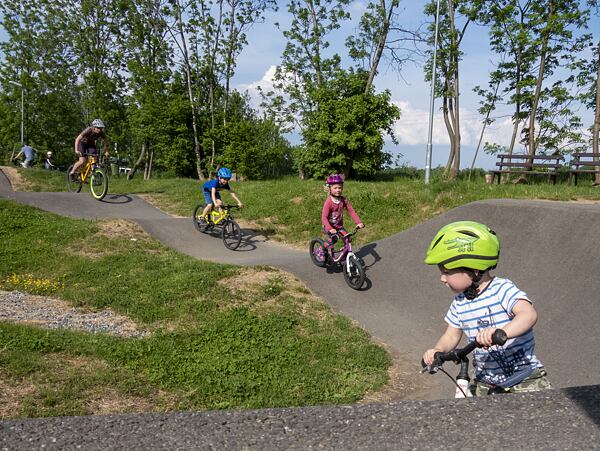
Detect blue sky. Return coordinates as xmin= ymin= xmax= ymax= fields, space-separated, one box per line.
xmin=2 ymin=1 xmax=598 ymax=170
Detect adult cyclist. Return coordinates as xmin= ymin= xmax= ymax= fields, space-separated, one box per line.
xmin=69 ymin=119 xmax=110 ymax=181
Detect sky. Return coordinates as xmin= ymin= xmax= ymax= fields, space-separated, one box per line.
xmin=231 ymin=1 xmax=600 ymax=171
xmin=1 ymin=1 xmax=598 ymax=171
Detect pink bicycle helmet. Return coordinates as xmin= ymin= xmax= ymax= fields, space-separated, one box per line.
xmin=326 ymin=174 xmax=344 ymax=185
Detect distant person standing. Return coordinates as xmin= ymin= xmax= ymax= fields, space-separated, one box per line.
xmin=13 ymin=142 xmax=37 ymax=168
xmin=44 ymin=151 xmax=55 ymax=170
xmin=69 ymin=118 xmax=109 ymax=180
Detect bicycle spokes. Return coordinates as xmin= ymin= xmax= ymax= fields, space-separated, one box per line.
xmin=222 ymin=220 xmax=242 ymax=250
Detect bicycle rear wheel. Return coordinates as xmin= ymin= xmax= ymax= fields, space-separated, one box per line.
xmin=192 ymin=204 xmax=210 ymax=232
xmin=65 ymin=164 xmax=82 ymax=193
xmin=343 ymin=254 xmax=366 ymax=290
xmin=309 ymin=238 xmax=327 ymax=267
xmin=222 ymin=219 xmax=242 ymax=250
xmin=90 ymin=167 xmax=108 ymax=200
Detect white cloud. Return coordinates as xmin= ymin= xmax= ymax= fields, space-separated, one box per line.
xmin=235 ymin=65 xmax=278 ymax=109
xmin=392 ymin=100 xmax=516 ymax=148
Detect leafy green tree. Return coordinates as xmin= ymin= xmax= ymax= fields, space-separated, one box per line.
xmin=346 ymin=0 xmax=422 ymax=93
xmin=70 ymin=0 xmax=127 ymax=139
xmin=264 ymin=0 xmax=351 ymax=133
xmin=0 ymin=0 xmax=82 ymax=158
xmin=120 ymin=0 xmax=175 ymax=179
xmin=168 ymin=0 xmax=207 ymax=179
xmin=521 ymin=0 xmax=590 ymax=155
xmin=478 ymin=0 xmax=591 ymax=159
xmin=300 ymin=69 xmax=399 ymax=178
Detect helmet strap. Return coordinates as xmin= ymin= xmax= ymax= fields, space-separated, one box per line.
xmin=463 ymin=269 xmax=483 ymax=300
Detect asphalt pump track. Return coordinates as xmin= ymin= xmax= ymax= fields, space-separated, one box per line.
xmin=1 ymin=168 xmax=599 ymax=449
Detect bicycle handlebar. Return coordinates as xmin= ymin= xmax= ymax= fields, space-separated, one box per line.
xmin=421 ymin=329 xmax=507 ymax=374
xmin=332 ymin=226 xmax=361 ymax=239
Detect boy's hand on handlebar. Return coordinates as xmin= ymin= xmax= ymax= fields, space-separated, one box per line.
xmin=329 ymin=228 xmax=337 ymax=235
xmin=422 ymin=348 xmax=442 ymax=366
xmin=476 ymin=328 xmax=504 ymax=348
xmin=237 ymin=202 xmax=243 ymax=209
xmin=357 ymin=223 xmax=365 ymax=229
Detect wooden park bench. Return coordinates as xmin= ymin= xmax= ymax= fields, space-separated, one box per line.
xmin=568 ymin=153 xmax=600 ymax=185
xmin=490 ymin=154 xmax=564 ymax=185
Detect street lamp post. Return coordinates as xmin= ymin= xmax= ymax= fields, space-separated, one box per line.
xmin=8 ymin=80 xmax=24 ymax=146
xmin=425 ymin=0 xmax=441 ymax=185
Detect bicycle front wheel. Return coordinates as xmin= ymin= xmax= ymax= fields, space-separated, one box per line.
xmin=343 ymin=254 xmax=366 ymax=290
xmin=90 ymin=167 xmax=108 ymax=200
xmin=222 ymin=219 xmax=242 ymax=250
xmin=66 ymin=164 xmax=82 ymax=193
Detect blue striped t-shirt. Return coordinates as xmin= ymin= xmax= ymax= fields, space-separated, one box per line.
xmin=444 ymin=277 xmax=543 ymax=387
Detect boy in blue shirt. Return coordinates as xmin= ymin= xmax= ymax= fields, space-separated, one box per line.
xmin=422 ymin=221 xmax=551 ymax=396
xmin=199 ymin=167 xmax=243 ymax=224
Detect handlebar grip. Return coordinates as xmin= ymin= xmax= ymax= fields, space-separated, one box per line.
xmin=492 ymin=329 xmax=507 ymax=346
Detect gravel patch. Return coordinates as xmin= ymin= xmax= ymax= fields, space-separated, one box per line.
xmin=0 ymin=291 xmax=147 ymax=338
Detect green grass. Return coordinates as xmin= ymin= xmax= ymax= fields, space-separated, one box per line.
xmin=12 ymin=166 xmax=600 ymax=247
xmin=0 ymin=199 xmax=389 ymax=418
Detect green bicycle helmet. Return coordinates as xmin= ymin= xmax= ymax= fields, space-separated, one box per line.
xmin=424 ymin=221 xmax=500 ymax=271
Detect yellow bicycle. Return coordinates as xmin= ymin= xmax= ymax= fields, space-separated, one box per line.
xmin=192 ymin=204 xmax=242 ymax=250
xmin=66 ymin=154 xmax=109 ymax=200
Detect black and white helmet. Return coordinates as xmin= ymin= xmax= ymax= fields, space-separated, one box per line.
xmin=91 ymin=118 xmax=105 ymax=128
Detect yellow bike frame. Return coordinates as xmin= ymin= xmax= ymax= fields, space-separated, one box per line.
xmin=77 ymin=156 xmax=96 ymax=182
xmin=208 ymin=208 xmax=228 ymax=225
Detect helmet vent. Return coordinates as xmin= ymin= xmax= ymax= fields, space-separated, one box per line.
xmin=458 ymin=230 xmax=478 ymax=238
xmin=431 ymin=235 xmax=444 ymax=249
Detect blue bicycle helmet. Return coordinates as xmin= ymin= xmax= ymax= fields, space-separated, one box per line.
xmin=217 ymin=167 xmax=232 ymax=179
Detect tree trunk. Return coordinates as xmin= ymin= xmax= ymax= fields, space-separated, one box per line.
xmin=443 ymin=93 xmax=456 ymax=176
xmin=448 ymin=0 xmax=460 ymax=179
xmin=593 ymin=42 xmax=600 ymax=185
xmin=308 ymin=0 xmax=323 ymax=87
xmin=147 ymin=149 xmax=154 ymax=180
xmin=224 ymin=0 xmax=236 ymax=127
xmin=527 ymin=2 xmax=553 ymax=156
xmin=469 ymin=78 xmax=500 ymax=175
xmin=364 ymin=0 xmax=394 ymax=94
xmin=173 ymin=0 xmax=206 ymax=180
xmin=127 ymin=141 xmax=147 ymax=180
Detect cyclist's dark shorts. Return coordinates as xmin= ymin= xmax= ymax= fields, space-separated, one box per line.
xmin=77 ymin=145 xmax=97 ymax=157
xmin=203 ymin=190 xmax=221 ymax=205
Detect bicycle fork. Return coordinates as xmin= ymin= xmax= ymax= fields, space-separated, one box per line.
xmin=455 ymin=359 xmax=472 ymax=398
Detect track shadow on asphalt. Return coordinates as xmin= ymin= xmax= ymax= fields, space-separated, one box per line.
xmin=355 ymin=242 xmax=382 ymax=270
xmin=195 ymin=227 xmax=261 ymax=252
xmin=98 ymin=193 xmax=134 ymax=204
xmin=564 ymin=384 xmax=600 ymax=427
xmin=234 ymin=228 xmax=271 ymax=252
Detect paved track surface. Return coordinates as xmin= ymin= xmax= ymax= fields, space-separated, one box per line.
xmin=2 ymin=168 xmax=600 ymax=448
xmin=2 ymin=385 xmax=599 ymax=450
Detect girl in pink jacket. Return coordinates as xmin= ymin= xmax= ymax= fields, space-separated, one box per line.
xmin=321 ymin=174 xmax=364 ymax=254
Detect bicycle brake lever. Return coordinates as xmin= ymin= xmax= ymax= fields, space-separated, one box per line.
xmin=420 ymin=358 xmax=441 ymax=374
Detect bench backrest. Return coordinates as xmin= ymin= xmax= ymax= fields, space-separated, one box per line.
xmin=570 ymin=153 xmax=600 ymax=167
xmin=496 ymin=154 xmax=564 ymax=169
